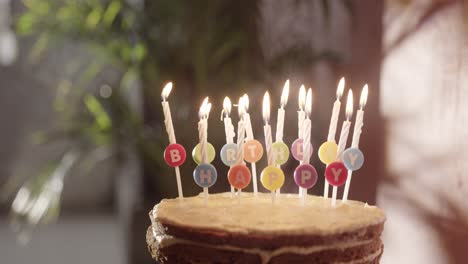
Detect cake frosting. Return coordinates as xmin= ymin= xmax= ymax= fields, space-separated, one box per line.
xmin=148 ymin=192 xmax=385 ymax=263
xmin=153 ymin=192 xmax=385 ymax=236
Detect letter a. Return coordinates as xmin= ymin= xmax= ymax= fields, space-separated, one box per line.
xmin=235 ymin=171 xmax=246 ymax=185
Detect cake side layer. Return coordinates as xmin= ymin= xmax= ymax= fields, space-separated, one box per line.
xmin=153 ymin=192 xmax=386 ymax=237
xmin=153 ymin=220 xmax=384 ymax=249
xmin=147 ymin=226 xmax=383 ymax=264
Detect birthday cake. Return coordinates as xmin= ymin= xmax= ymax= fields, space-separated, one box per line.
xmin=147 ymin=192 xmax=385 ymax=264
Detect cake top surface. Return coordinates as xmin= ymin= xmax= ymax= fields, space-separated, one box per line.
xmin=153 ymin=192 xmax=385 ymax=236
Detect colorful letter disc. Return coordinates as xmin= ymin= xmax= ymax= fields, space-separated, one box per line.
xmin=228 ymin=164 xmax=252 ymax=189
xmin=291 ymin=138 xmax=313 ymax=161
xmin=318 ymin=141 xmax=338 ymax=165
xmin=272 ymin=141 xmax=290 ymax=165
xmin=243 ymin=140 xmax=264 ymax=163
xmin=260 ymin=166 xmax=285 ymax=191
xmin=294 ymin=164 xmax=318 ymax=189
xmin=164 ymin=143 xmax=187 ymax=167
xmin=325 ymin=161 xmax=348 ymax=187
xmin=342 ymin=148 xmax=365 ymax=171
xmin=193 ymin=163 xmax=217 ymax=188
xmin=192 ymin=143 xmax=216 ymax=164
xmin=220 ymin=143 xmax=239 ymax=166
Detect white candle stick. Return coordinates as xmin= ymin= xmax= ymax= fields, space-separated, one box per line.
xmin=263 ymin=92 xmax=275 ymax=202
xmin=236 ymin=97 xmax=246 ymax=165
xmin=301 ymin=88 xmax=313 ymax=201
xmin=222 ymin=97 xmax=236 ymax=195
xmin=298 ymin=85 xmax=306 ymax=140
xmin=343 ymin=85 xmax=368 ymax=202
xmin=297 ymin=85 xmax=306 ymax=197
xmin=198 ymin=98 xmax=211 ymax=201
xmin=236 ymin=97 xmax=247 ymax=199
xmin=161 ymin=82 xmax=183 ymax=199
xmin=324 ymin=77 xmax=345 ymax=198
xmin=276 ymin=80 xmax=289 ymax=142
xmin=332 ymin=90 xmax=353 ymax=207
xmin=222 ymin=97 xmax=235 ymax=144
xmin=242 ymin=94 xmax=258 ymax=194
xmin=275 ymin=81 xmax=289 ymax=195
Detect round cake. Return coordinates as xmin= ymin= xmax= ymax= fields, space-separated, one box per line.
xmin=147 ymin=192 xmax=385 ymax=264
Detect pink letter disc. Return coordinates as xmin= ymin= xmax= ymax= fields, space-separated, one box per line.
xmin=164 ymin=143 xmax=186 ymax=167
xmin=291 ymin=138 xmax=313 ymax=161
xmin=325 ymin=161 xmax=348 ymax=187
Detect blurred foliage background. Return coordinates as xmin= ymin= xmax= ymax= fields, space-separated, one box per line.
xmin=2 ymin=0 xmax=352 ymax=240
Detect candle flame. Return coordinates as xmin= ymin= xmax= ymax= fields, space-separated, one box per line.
xmin=199 ymin=97 xmax=209 ymax=119
xmin=360 ymin=84 xmax=368 ymax=109
xmin=242 ymin=94 xmax=250 ymax=112
xmin=345 ymin=90 xmax=354 ymax=120
xmin=305 ymin=88 xmax=312 ymax=117
xmin=223 ymin=97 xmax=232 ymax=116
xmin=262 ymin=91 xmax=270 ymax=124
xmin=161 ymin=82 xmax=173 ymax=100
xmin=206 ymin=103 xmax=212 ymax=118
xmin=298 ymin=84 xmax=306 ymax=110
xmin=337 ymin=77 xmax=345 ymax=100
xmin=238 ymin=96 xmax=246 ymax=117
xmin=221 ymin=96 xmax=232 ymax=121
xmin=280 ymin=79 xmax=290 ymax=107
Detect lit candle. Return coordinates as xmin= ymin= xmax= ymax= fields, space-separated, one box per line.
xmin=161 ymin=82 xmax=184 ymax=199
xmin=298 ymin=85 xmax=306 ymax=139
xmin=222 ymin=97 xmax=235 ymax=144
xmin=222 ymin=97 xmax=236 ymax=195
xmin=342 ymin=85 xmax=368 ymax=202
xmin=262 ymin=91 xmax=277 ymax=203
xmin=236 ymin=97 xmax=246 ymax=165
xmin=263 ymin=92 xmax=273 ymax=166
xmin=242 ymin=94 xmax=259 ymax=194
xmin=197 ymin=98 xmax=214 ymax=201
xmin=300 ymin=88 xmax=313 ymax=199
xmin=276 ymin=80 xmax=290 ymax=142
xmin=324 ymin=77 xmax=345 ymax=198
xmin=297 ymin=85 xmax=306 ymax=197
xmin=331 ymin=90 xmax=353 ymax=207
xmin=235 ymin=97 xmax=247 ymax=198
